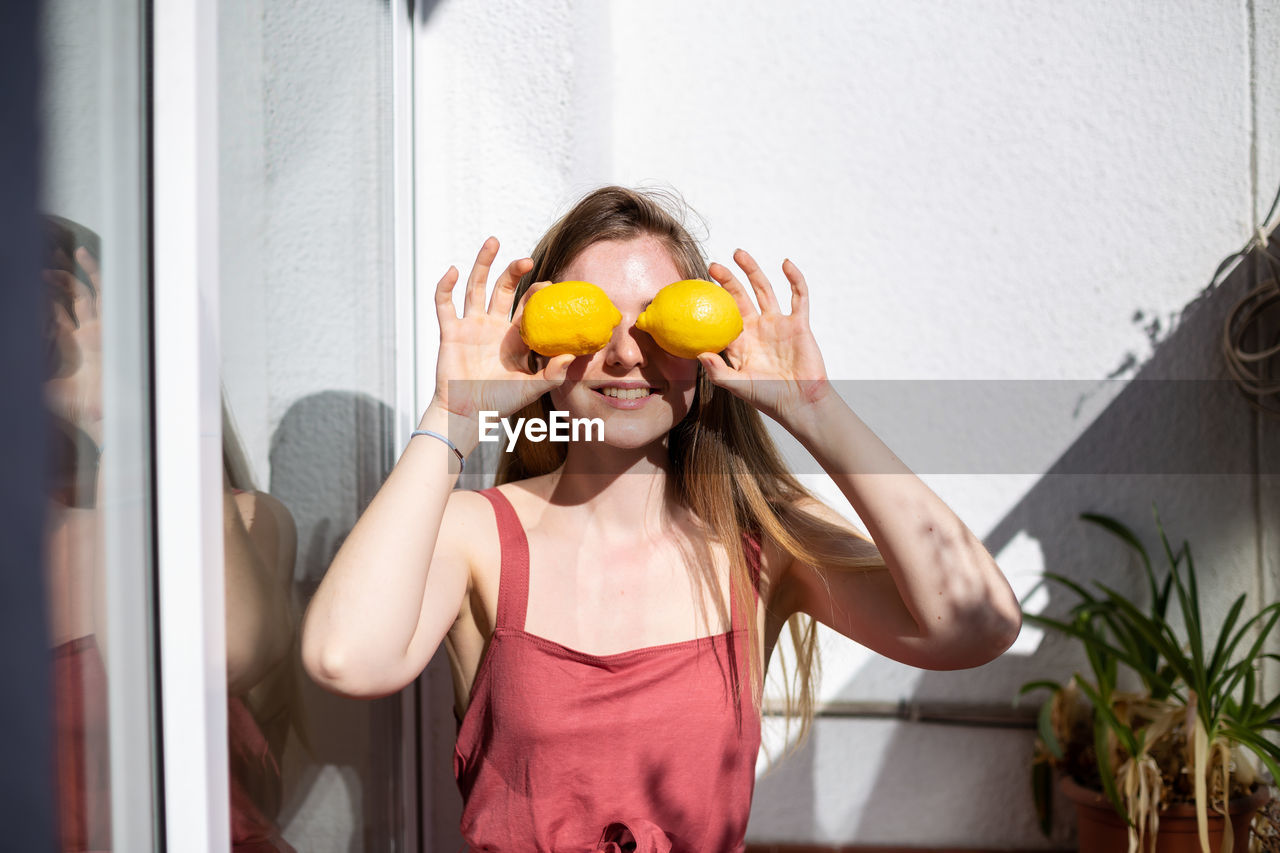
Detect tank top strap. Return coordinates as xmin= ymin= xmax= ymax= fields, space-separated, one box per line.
xmin=476 ymin=487 xmax=529 ymax=631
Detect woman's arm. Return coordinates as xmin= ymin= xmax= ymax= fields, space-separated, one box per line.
xmin=700 ymin=250 xmax=1021 ymax=670
xmin=300 ymin=408 xmax=479 ymax=698
xmin=300 ymin=239 xmax=573 ymax=698
xmin=778 ymin=394 xmax=1021 ymax=670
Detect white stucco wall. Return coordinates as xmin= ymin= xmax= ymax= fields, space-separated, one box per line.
xmin=413 ymin=0 xmax=1279 ymax=848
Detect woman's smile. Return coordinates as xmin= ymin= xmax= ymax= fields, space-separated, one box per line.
xmin=590 ymin=381 xmax=661 ymax=408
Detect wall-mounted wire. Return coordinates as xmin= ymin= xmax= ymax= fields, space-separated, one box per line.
xmin=1221 ymin=180 xmax=1280 ymax=417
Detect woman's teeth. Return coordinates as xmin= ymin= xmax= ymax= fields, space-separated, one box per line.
xmin=600 ymin=387 xmax=652 ymax=400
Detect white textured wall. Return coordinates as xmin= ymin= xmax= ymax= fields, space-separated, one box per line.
xmin=415 ymin=0 xmax=1278 ymax=848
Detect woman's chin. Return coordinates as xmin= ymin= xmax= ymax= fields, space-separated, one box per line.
xmin=589 ymin=420 xmax=672 ymax=453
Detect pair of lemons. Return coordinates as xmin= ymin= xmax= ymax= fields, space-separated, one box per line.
xmin=520 ymin=279 xmax=742 ymax=360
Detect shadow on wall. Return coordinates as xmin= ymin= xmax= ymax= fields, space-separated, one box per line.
xmin=268 ymin=390 xmax=406 ymax=853
xmin=751 ymin=250 xmax=1275 ymax=846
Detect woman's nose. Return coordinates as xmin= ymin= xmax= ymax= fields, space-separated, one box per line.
xmin=603 ymin=317 xmax=647 ymax=369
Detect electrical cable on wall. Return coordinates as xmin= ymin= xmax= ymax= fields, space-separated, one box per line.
xmin=1221 ymin=179 xmax=1280 ymax=416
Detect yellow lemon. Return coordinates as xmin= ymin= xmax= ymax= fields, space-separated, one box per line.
xmin=520 ymin=280 xmax=622 ymax=357
xmin=635 ymin=279 xmax=743 ymax=359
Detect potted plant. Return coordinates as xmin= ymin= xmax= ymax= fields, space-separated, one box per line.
xmin=1019 ymin=510 xmax=1280 ymax=853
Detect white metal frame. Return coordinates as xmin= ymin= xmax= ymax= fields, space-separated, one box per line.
xmin=153 ymin=0 xmax=228 ymax=850
xmin=412 ymin=0 xmax=447 ymax=423
xmin=150 ymin=0 xmax=423 ymax=848
xmin=391 ymin=0 xmax=421 ymax=848
xmin=100 ymin=0 xmax=161 ymax=849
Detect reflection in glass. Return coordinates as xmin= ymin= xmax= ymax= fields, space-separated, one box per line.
xmin=42 ymin=2 xmax=154 ymax=844
xmin=223 ymin=404 xmax=301 ymax=853
xmin=219 ymin=0 xmax=406 ymax=848
xmin=42 ymin=226 xmax=308 ymax=851
xmin=44 ymin=216 xmax=111 ymax=852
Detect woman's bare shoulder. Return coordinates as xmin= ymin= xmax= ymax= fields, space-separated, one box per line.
xmin=438 ymin=487 xmax=499 ymax=536
xmin=232 ymin=490 xmax=297 ymax=583
xmin=761 ymin=495 xmax=883 ymax=612
xmin=785 ymin=495 xmax=878 ymax=554
xmin=491 ymin=472 xmax=557 ymax=501
xmin=481 ymin=474 xmax=561 ymax=523
xmin=232 ymin=489 xmax=291 ymax=529
xmin=436 ymin=478 xmax=552 ymax=566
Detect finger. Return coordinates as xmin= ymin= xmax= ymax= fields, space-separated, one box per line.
xmin=511 ymin=278 xmax=553 ymax=325
xmin=488 ymin=257 xmax=533 ymax=318
xmin=539 ymin=353 xmax=577 ymax=386
xmin=733 ymin=249 xmax=780 ymax=314
xmin=780 ymin=258 xmax=809 ymax=322
xmin=708 ymin=261 xmax=761 ymax=319
xmin=43 ymin=268 xmax=77 ymax=294
xmin=43 ymin=270 xmax=80 ymax=328
xmin=75 ymin=247 xmax=101 ymax=293
xmin=521 ymin=278 xmax=551 ymax=302
xmin=464 ymin=237 xmax=500 ymax=316
xmin=50 ymin=246 xmax=74 ymax=273
xmin=697 ymin=352 xmax=735 ymax=385
xmin=434 ymin=266 xmax=461 ymax=324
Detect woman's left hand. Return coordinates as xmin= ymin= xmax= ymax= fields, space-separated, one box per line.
xmin=698 ymin=249 xmax=832 ymax=424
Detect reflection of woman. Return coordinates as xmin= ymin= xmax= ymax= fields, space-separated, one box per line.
xmin=222 ymin=407 xmax=300 ymax=853
xmin=42 ymin=215 xmax=300 ymax=851
xmin=303 ymin=187 xmax=1022 ymax=851
xmin=43 ymin=216 xmax=111 ymax=852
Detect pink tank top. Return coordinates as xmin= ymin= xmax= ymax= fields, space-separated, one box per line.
xmin=453 ymin=487 xmax=762 ymax=853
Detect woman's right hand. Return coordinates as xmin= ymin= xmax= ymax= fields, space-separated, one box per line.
xmin=430 ymin=237 xmax=575 ymax=425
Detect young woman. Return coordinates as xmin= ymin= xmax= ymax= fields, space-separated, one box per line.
xmin=301 ymin=187 xmax=1022 ymax=852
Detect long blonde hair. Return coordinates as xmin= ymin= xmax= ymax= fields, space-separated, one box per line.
xmin=497 ymin=186 xmax=883 ymax=749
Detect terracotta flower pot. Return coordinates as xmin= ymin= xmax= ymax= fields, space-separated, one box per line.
xmin=1060 ymin=775 xmax=1270 ymax=853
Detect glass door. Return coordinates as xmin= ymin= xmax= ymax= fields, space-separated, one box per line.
xmin=40 ymin=0 xmax=419 ymax=847
xmin=215 ymin=0 xmax=417 ymax=849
